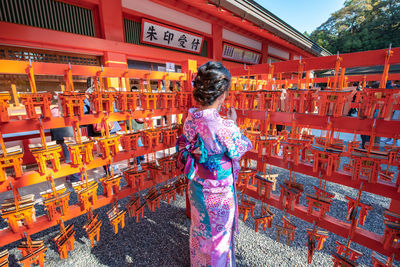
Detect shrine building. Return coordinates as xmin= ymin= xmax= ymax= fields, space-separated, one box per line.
xmin=0 ymin=0 xmax=330 ymax=76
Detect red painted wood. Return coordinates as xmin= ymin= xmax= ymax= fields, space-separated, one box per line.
xmin=261 ymin=40 xmax=269 ymax=64
xmin=0 ymin=175 xmax=173 ymax=247
xmin=103 ymin=52 xmax=128 ymax=67
xmin=0 ymin=22 xmax=210 ymax=65
xmin=389 ymin=200 xmax=400 ymax=214
xmin=0 ymin=108 xmax=185 ymax=135
xmin=0 ymin=143 xmax=174 ymax=193
xmin=59 ymin=0 xmax=99 ymax=8
xmin=151 ymin=0 xmax=315 ymax=58
xmin=244 ymin=185 xmax=398 ymax=258
xmin=246 ymin=152 xmax=400 ymax=201
xmin=230 ymin=47 xmax=400 ymax=76
xmin=212 ymin=24 xmax=223 ymax=61
xmin=98 ymin=0 xmax=125 ymax=42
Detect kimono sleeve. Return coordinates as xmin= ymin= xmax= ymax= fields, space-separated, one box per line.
xmin=216 ymin=119 xmax=253 ymax=160
xmin=83 ymin=98 xmax=90 ymax=114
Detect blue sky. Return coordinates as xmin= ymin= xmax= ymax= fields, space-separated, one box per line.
xmin=255 ymin=0 xmax=345 ymax=34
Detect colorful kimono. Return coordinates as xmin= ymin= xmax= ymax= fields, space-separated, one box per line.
xmin=177 ymin=108 xmax=253 ymax=267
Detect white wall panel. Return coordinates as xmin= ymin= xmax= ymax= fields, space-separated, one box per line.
xmin=222 ymin=29 xmax=262 ymax=51
xmin=268 ymin=45 xmax=290 ymax=59
xmin=122 ymin=0 xmax=212 ymax=35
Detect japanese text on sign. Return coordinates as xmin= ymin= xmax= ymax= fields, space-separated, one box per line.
xmin=141 ymin=19 xmax=204 ymax=54
xmin=222 ymin=43 xmax=261 ymax=64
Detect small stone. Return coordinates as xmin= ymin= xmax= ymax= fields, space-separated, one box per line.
xmin=125 ymin=255 xmax=134 ymax=264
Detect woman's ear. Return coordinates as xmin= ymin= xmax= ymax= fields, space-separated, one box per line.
xmin=220 ymin=91 xmax=228 ymax=103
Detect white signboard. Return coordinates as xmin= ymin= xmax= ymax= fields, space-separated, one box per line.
xmin=166 ymin=62 xmax=175 ymax=72
xmin=141 ymin=19 xmax=204 ymax=54
xmin=222 ymin=43 xmax=261 ymax=64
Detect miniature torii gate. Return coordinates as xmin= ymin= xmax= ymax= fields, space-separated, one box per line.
xmin=83 ymin=209 xmax=102 ymax=248
xmin=275 ymin=215 xmax=296 ymax=246
xmin=1 ymin=184 xmax=36 ymax=233
xmin=0 ymin=137 xmax=23 ymax=182
xmin=53 ymin=220 xmax=75 ymax=259
xmin=107 ymin=201 xmax=126 ymax=234
xmin=0 ymin=249 xmax=8 ymax=267
xmin=305 ymin=186 xmax=335 ymax=218
xmin=17 ymin=233 xmax=47 ymax=267
xmin=58 ymin=66 xmax=86 ymax=117
xmin=253 ymin=203 xmax=274 ymax=232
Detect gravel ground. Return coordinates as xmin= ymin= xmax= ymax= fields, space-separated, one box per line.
xmin=0 ymin=134 xmax=398 ymax=266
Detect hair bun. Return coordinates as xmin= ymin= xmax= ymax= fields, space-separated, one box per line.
xmin=193 ymin=61 xmax=231 ymax=106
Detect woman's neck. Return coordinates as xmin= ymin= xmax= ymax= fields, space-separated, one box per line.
xmin=196 ymin=102 xmax=219 ymax=112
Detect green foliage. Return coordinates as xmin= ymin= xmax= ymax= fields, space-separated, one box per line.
xmin=310 ymin=0 xmax=400 ymax=53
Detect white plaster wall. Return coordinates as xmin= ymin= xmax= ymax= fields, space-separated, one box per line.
xmin=268 ymin=45 xmax=289 ymax=59
xmin=122 ymin=0 xmax=212 ymax=35
xmin=222 ymin=29 xmax=262 ymax=51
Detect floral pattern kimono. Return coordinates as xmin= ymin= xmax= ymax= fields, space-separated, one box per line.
xmin=177 ymin=108 xmax=253 ymax=267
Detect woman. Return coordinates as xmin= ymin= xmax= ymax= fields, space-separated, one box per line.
xmin=83 ymin=85 xmax=121 ymax=175
xmin=51 ymin=94 xmax=81 ymax=182
xmin=177 ymin=61 xmax=253 ymax=266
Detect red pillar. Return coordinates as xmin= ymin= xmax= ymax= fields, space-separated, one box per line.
xmin=259 ymin=41 xmax=269 ymax=81
xmin=103 ymin=52 xmax=127 ymax=68
xmin=212 ymin=24 xmax=223 ymax=61
xmin=98 ymin=0 xmax=127 ymax=68
xmin=98 ymin=0 xmax=124 ymax=42
xmin=261 ymin=40 xmax=269 ymax=64
xmin=389 ymin=200 xmax=400 ymax=214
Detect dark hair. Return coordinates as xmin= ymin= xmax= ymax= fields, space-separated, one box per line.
xmin=371 ymin=81 xmax=380 ymax=88
xmin=193 ymin=61 xmax=231 ymax=106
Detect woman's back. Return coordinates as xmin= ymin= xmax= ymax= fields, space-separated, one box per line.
xmin=177 ymin=61 xmax=252 ymax=267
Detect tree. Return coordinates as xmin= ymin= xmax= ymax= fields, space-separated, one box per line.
xmin=310 ymin=0 xmax=400 ymax=53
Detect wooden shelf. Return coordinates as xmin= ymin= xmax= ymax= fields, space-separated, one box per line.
xmin=243 ymin=185 xmax=398 ymax=258
xmin=247 ymin=151 xmax=400 ymax=201
xmin=0 ymin=108 xmax=186 ymax=135
xmin=0 ymin=171 xmax=178 ymax=247
xmin=0 ymin=143 xmax=174 ymax=193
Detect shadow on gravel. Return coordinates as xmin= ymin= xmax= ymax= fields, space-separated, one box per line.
xmin=90 ymin=200 xmax=191 ymax=267
xmin=235 ymin=189 xmax=380 ymax=267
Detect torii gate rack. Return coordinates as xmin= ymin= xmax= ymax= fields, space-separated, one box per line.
xmin=0 ymin=59 xmax=196 ymax=258
xmin=0 ymin=46 xmax=400 ymax=266
xmin=228 ymin=47 xmax=400 ymax=264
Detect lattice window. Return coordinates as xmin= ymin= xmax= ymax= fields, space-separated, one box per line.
xmin=124 ymin=19 xmax=141 ymax=45
xmin=0 ymin=0 xmax=96 ymax=36
xmin=0 ymin=46 xmax=100 ymax=66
